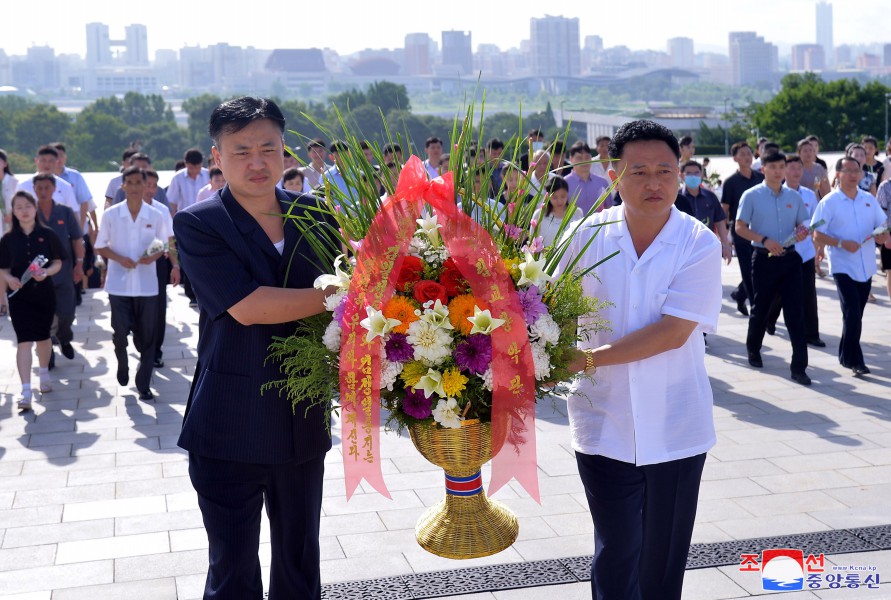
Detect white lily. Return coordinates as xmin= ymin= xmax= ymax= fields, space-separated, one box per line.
xmin=418 ymin=299 xmax=454 ymax=330
xmin=432 ymin=397 xmax=463 ymax=428
xmin=416 ymin=214 xmax=442 ymax=247
xmin=313 ymin=254 xmax=351 ymax=291
xmin=359 ymin=306 xmax=401 ymax=343
xmin=416 ymin=368 xmax=447 ymax=399
xmin=517 ymin=250 xmax=551 ymax=288
xmin=467 ymin=306 xmax=505 ymax=335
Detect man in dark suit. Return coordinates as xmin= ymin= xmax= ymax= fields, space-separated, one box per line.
xmin=173 ymin=96 xmax=334 ymax=600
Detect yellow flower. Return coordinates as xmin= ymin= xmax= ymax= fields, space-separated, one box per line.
xmin=503 ymin=257 xmax=520 ymax=280
xmin=400 ymin=361 xmax=428 ymax=387
xmin=448 ymin=294 xmax=477 ymax=336
xmin=441 ymin=368 xmax=469 ymax=397
xmin=384 ymin=295 xmax=419 ymax=334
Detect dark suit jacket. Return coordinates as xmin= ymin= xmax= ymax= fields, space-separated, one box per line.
xmin=173 ymin=185 xmax=333 ymax=464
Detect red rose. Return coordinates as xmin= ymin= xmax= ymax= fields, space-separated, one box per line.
xmin=413 ymin=280 xmax=448 ymax=306
xmin=440 ymin=258 xmax=468 ymax=297
xmin=395 ymin=256 xmax=425 ymax=291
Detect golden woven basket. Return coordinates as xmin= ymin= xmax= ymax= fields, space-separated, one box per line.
xmin=408 ymin=419 xmax=519 ymax=559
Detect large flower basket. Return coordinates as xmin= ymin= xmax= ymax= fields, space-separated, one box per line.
xmin=408 ymin=419 xmax=518 ymax=559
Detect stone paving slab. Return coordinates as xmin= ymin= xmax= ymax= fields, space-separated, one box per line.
xmin=0 ymin=262 xmax=889 ymax=598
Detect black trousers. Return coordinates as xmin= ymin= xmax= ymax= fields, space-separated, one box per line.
xmin=575 ymin=452 xmax=707 ymax=600
xmin=746 ymin=250 xmax=808 ymax=373
xmin=833 ymin=273 xmax=872 ymax=369
xmin=155 ymin=258 xmax=170 ymax=358
xmin=732 ymin=229 xmax=754 ymax=304
xmin=109 ymin=294 xmax=158 ymax=392
xmin=51 ymin=280 xmax=77 ymax=345
xmin=766 ymin=256 xmax=819 ymax=340
xmin=189 ymin=453 xmax=325 ymax=600
xmin=181 ymin=264 xmax=197 ymax=303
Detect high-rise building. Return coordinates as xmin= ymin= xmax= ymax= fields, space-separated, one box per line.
xmin=404 ymin=33 xmax=432 ymax=76
xmin=530 ymin=15 xmax=580 ymax=77
xmin=884 ymin=44 xmax=891 ymax=67
xmin=125 ymin=24 xmax=149 ymax=65
xmin=668 ymin=37 xmax=694 ymax=68
xmin=86 ymin=22 xmax=112 ymax=67
xmin=792 ymin=44 xmax=825 ymax=71
xmin=816 ymin=1 xmax=834 ymax=68
xmin=857 ymin=54 xmax=881 ymax=69
xmin=441 ymin=30 xmax=472 ymax=75
xmin=584 ymin=35 xmax=603 ymax=53
xmin=729 ymin=32 xmax=777 ymax=86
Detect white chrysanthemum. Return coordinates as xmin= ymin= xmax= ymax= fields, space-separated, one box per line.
xmin=322 ymin=320 xmax=342 ymax=353
xmin=421 ymin=244 xmax=449 ymax=267
xmin=409 ymin=235 xmax=429 ymax=258
xmin=324 ymin=289 xmax=347 ymax=313
xmin=407 ymin=320 xmax=453 ymax=366
xmin=432 ymin=397 xmax=463 ymax=429
xmin=531 ymin=341 xmax=552 ymax=381
xmin=529 ymin=313 xmax=560 ymax=346
xmin=379 ymin=357 xmax=404 ymax=391
xmin=481 ymin=366 xmax=494 ymax=391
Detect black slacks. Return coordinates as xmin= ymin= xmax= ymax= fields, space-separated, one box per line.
xmin=833 ymin=273 xmax=872 ymax=369
xmin=575 ymin=452 xmax=707 ymax=600
xmin=746 ymin=250 xmax=808 ymax=373
xmin=109 ymin=294 xmax=158 ymax=392
xmin=189 ymin=452 xmax=325 ymax=600
xmin=732 ymin=228 xmax=754 ymax=304
xmin=155 ymin=258 xmax=170 ymax=359
xmin=766 ymin=256 xmax=819 ymax=340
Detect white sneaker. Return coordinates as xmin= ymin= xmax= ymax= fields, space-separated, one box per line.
xmin=39 ymin=379 xmax=52 ymax=393
xmin=17 ymin=395 xmax=32 ymax=411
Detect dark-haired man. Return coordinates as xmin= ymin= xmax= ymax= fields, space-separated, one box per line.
xmin=519 ymin=128 xmax=545 ymax=171
xmin=168 ymin=148 xmax=209 ymax=216
xmin=678 ymin=135 xmax=695 ymax=165
xmin=173 ymin=96 xmax=334 ymax=600
xmin=565 ymin=141 xmax=610 ymax=214
xmin=560 ymin=120 xmax=721 ymax=600
xmin=812 ymin=156 xmax=890 ymax=376
xmin=113 ymin=154 xmax=169 ymax=206
xmin=18 ymin=146 xmax=80 ymax=218
xmin=104 ymin=148 xmax=139 ymax=206
xmin=679 ymin=160 xmax=732 ymax=264
xmin=423 ymin=136 xmax=443 ymax=179
xmin=736 ymin=152 xmax=811 ymax=385
xmin=487 ymin=138 xmax=506 ymax=195
xmin=301 ymin=138 xmax=329 ymax=190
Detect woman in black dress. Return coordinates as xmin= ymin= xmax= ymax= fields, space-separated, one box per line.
xmin=0 ymin=191 xmax=63 ymax=411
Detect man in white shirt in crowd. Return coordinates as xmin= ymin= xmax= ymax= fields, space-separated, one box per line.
xmin=590 ymin=135 xmax=612 ymax=182
xmin=95 ymin=166 xmax=167 ymax=400
xmin=18 ymin=145 xmax=81 ymax=220
xmin=105 ymin=148 xmax=139 ymax=206
xmin=112 ymin=154 xmax=169 ymax=207
xmin=168 ymin=149 xmax=209 ymax=216
xmin=812 ymin=156 xmax=890 ymax=376
xmin=51 ymin=142 xmax=94 ymax=231
xmin=301 ymin=138 xmax=329 ymax=190
xmin=527 ymin=149 xmax=550 ymax=195
xmin=423 ymin=136 xmax=443 ymax=179
xmin=196 ymin=167 xmax=226 ymax=203
xmin=560 ymin=120 xmax=722 ymax=600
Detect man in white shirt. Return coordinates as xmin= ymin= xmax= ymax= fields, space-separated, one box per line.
xmin=559 ymin=120 xmax=722 ymax=600
xmin=95 ymin=166 xmax=167 ymax=400
xmin=18 ymin=145 xmax=80 ymax=217
xmin=105 ymin=148 xmax=139 ymax=205
xmin=300 ymin=138 xmax=329 ymax=190
xmin=423 ymin=136 xmax=443 ymax=179
xmin=167 ymin=148 xmax=210 ymax=216
xmin=812 ymin=156 xmax=890 ymax=376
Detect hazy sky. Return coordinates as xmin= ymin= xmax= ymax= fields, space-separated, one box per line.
xmin=6 ymin=0 xmax=886 ymax=57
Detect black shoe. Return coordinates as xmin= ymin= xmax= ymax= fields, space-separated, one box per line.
xmin=734 ymin=297 xmax=749 ymax=316
xmin=747 ymin=352 xmax=763 ymax=368
xmin=852 ymin=365 xmax=871 ymax=376
xmin=61 ymin=343 xmax=75 ymax=359
xmin=730 ymin=290 xmax=740 ymax=301
xmin=153 ymin=358 xmax=164 ymax=368
xmin=48 ymin=350 xmax=56 ymax=371
xmin=137 ymin=389 xmax=154 ymax=401
xmin=117 ymin=364 xmax=129 ymax=386
xmin=807 ymin=338 xmax=827 ymax=348
xmin=791 ymin=371 xmax=812 ymax=386
xmin=766 ymin=323 xmax=776 ymax=336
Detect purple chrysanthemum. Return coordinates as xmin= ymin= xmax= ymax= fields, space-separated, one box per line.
xmin=517 ymin=285 xmax=547 ymax=326
xmin=385 ymin=333 xmax=414 ymax=363
xmin=402 ymin=387 xmax=433 ymax=419
xmin=453 ymin=334 xmax=493 ymax=375
xmin=332 ymin=295 xmax=348 ymax=323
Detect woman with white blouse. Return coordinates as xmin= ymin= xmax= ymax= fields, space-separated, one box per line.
xmin=531 ymin=175 xmax=582 ymax=247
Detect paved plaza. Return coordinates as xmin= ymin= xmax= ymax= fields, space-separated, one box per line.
xmin=1 ymin=259 xmax=890 ymax=599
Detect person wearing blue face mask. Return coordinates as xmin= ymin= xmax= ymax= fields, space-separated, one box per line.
xmin=679 ymin=160 xmax=732 ymax=265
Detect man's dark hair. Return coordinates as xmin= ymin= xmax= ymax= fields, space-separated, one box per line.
xmin=174 ymin=160 xmax=186 ymax=171
xmin=329 ymin=140 xmax=348 ymax=153
xmin=383 ymin=143 xmax=402 ymax=155
xmin=837 ymin=156 xmax=860 ymax=171
xmin=130 ymin=152 xmax=152 ymax=165
xmin=122 ymin=148 xmax=138 ymax=164
xmin=282 ymin=167 xmax=304 ymax=184
xmin=144 ymin=168 xmax=159 ymax=180
xmin=678 ymin=135 xmax=694 ymax=147
xmin=50 ymin=142 xmax=67 ymax=154
xmin=785 ymin=154 xmax=802 ymax=165
xmin=595 ymin=135 xmax=611 ymax=145
xmin=208 ymin=96 xmax=285 ymax=147
xmin=32 ymin=172 xmax=56 ymax=187
xmin=568 ymin=140 xmax=592 ymax=158
xmin=359 ymin=140 xmax=371 ymax=150
xmin=761 ymin=151 xmax=786 ymax=166
xmin=183 ymin=148 xmax=204 ymax=166
xmin=425 ymin=136 xmax=443 ymax=148
xmin=762 ymin=142 xmax=781 ymax=156
xmin=681 ymin=160 xmax=702 ymax=173
xmin=730 ymin=141 xmax=751 ymax=156
xmin=307 ymin=138 xmax=326 ymax=151
xmin=36 ymin=144 xmax=59 ymax=158
xmin=487 ymin=138 xmax=505 ymax=151
xmin=608 ymin=120 xmax=680 ymax=160
xmin=121 ymin=165 xmax=146 ymax=180
xmin=527 ymin=128 xmax=544 ymax=139
xmin=209 ymin=167 xmax=223 ymax=178
xmin=550 ymin=140 xmax=565 ymax=154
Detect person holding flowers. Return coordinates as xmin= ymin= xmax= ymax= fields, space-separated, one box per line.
xmin=173 ymin=97 xmax=335 ymax=600
xmin=0 ymin=190 xmax=64 ymax=411
xmin=559 ymin=120 xmax=722 ymax=600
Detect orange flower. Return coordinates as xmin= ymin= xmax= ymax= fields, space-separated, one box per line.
xmin=448 ymin=294 xmax=477 ymax=336
xmin=384 ymin=295 xmax=419 ymax=334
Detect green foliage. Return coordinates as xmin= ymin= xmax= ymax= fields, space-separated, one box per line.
xmin=84 ymin=92 xmax=173 ymax=128
xmin=12 ymin=104 xmax=72 ymax=154
xmin=67 ymin=111 xmax=129 ymax=171
xmin=181 ymin=93 xmax=225 ymax=148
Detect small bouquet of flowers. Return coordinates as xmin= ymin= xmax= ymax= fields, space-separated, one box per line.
xmin=8 ymin=255 xmax=48 ymax=298
xmin=142 ymin=238 xmax=167 ymax=258
xmin=862 ymin=224 xmax=891 ymax=244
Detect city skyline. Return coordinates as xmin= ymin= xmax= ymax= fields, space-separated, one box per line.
xmin=5 ymin=0 xmax=887 ymax=59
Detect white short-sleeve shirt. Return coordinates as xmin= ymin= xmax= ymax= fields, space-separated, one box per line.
xmin=558 ymin=204 xmax=722 ymax=465
xmin=95 ymin=201 xmax=167 ymax=297
xmin=18 ymin=174 xmax=79 ymax=214
xmin=812 ymin=187 xmax=887 ymax=282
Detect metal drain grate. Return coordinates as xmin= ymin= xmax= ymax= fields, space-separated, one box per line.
xmin=317 ymin=523 xmax=891 ymax=599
